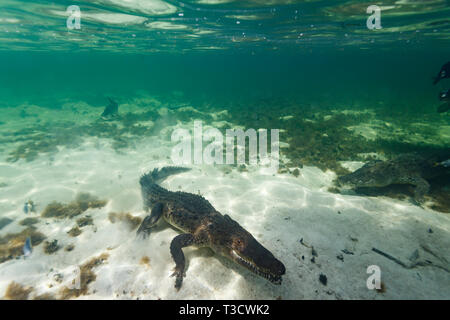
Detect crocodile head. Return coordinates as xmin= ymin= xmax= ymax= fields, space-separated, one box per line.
xmin=337 ymin=160 xmax=390 ymax=188
xmin=214 ymin=215 xmax=286 ymax=284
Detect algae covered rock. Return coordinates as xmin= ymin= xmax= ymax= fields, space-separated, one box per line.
xmin=0 ymin=228 xmax=46 ymax=263
xmin=67 ymin=226 xmax=82 ymax=237
xmin=43 ymin=239 xmax=61 ymax=255
xmin=108 ymin=212 xmax=142 ymax=230
xmin=41 ymin=193 xmax=107 ymax=219
xmin=4 ymin=282 xmax=34 ymax=300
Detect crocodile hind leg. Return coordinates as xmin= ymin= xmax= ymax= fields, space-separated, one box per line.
xmin=170 ymin=233 xmax=195 ymax=291
xmin=136 ymin=202 xmax=164 ymax=239
xmin=400 ymin=175 xmax=430 ymax=206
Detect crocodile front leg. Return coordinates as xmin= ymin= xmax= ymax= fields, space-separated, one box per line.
xmin=137 ymin=202 xmax=164 ymax=239
xmin=170 ymin=233 xmax=195 ymax=291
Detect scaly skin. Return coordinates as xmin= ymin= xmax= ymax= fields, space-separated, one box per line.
xmin=137 ymin=167 xmax=286 ymax=290
xmin=337 ymin=153 xmax=450 ymax=205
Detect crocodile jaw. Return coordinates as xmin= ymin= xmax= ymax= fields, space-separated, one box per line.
xmin=230 ymin=249 xmax=283 ymax=284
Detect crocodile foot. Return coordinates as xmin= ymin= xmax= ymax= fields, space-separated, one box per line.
xmin=136 ymin=224 xmax=151 ymax=239
xmin=136 ymin=229 xmax=150 ymax=239
xmin=170 ymin=267 xmax=186 ymax=291
xmin=411 ymin=197 xmax=426 ymax=209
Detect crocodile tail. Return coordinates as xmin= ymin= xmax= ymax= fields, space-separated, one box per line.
xmin=140 ymin=167 xmax=191 ymax=186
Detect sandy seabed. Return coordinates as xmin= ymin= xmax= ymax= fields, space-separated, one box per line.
xmin=0 ymin=103 xmax=449 ymax=300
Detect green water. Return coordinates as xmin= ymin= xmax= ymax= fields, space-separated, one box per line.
xmin=0 ymin=0 xmax=449 ymax=109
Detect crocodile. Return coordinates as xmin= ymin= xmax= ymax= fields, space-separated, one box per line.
xmin=336 ymin=153 xmax=450 ymax=205
xmin=101 ymin=97 xmax=119 ymax=120
xmin=136 ymin=167 xmax=286 ymax=290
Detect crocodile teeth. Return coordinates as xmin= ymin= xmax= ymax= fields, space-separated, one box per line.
xmin=232 ymin=250 xmax=281 ymax=284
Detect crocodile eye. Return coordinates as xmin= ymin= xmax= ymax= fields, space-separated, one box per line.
xmin=233 ymin=238 xmax=245 ymax=250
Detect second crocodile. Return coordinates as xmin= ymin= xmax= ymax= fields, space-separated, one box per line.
xmin=336 ymin=153 xmax=450 ymax=205
xmin=136 ymin=167 xmax=286 ymax=290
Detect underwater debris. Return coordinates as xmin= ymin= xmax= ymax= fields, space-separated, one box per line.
xmin=140 ymin=256 xmax=151 ymax=268
xmin=76 ymin=216 xmax=93 ymax=228
xmin=0 ymin=227 xmax=46 ymax=263
xmin=319 ymin=274 xmax=327 ymax=286
xmin=59 ymin=253 xmax=109 ymax=299
xmin=23 ymin=200 xmax=36 ymax=214
xmin=372 ymin=247 xmax=450 ymax=273
xmin=420 ymin=244 xmax=448 ymax=265
xmin=67 ymin=226 xmax=82 ymax=237
xmin=23 ymin=237 xmax=32 ymax=257
xmin=299 ymin=238 xmax=312 ymax=248
xmin=291 ymin=168 xmax=300 ymax=177
xmin=53 ymin=273 xmax=64 ymax=283
xmin=65 ymin=244 xmax=75 ymax=252
xmin=43 ymin=240 xmax=61 ymax=255
xmin=41 ymin=193 xmax=107 ymax=219
xmin=4 ymin=282 xmax=34 ymax=300
xmin=108 ymin=212 xmax=142 ymax=230
xmin=19 ymin=217 xmax=39 ymax=226
xmin=372 ymin=247 xmax=411 ymax=269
